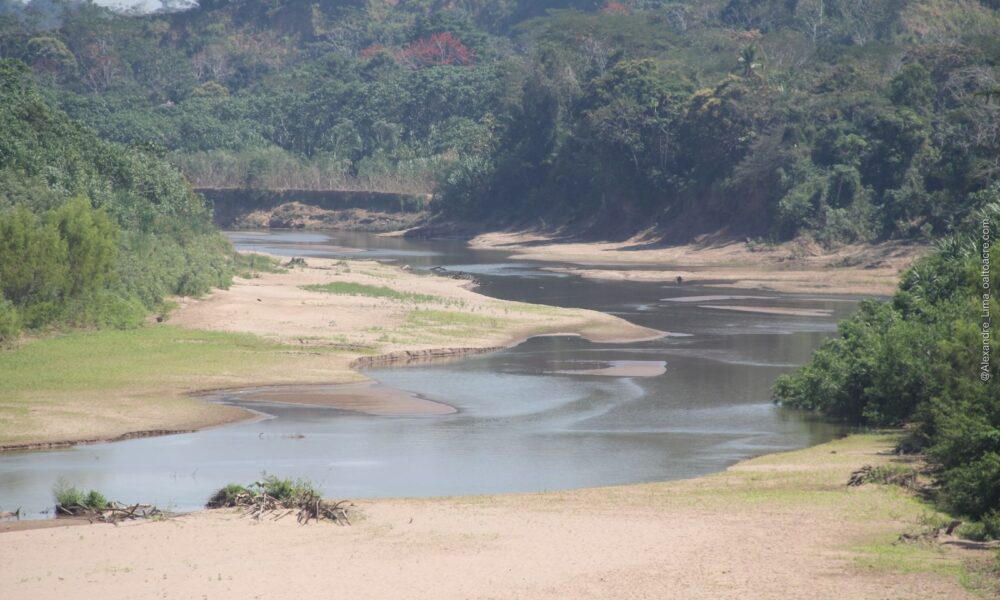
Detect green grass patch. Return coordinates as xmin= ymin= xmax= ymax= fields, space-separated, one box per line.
xmin=233 ymin=253 xmax=286 ymax=278
xmin=0 ymin=326 xmax=291 ymax=396
xmin=405 ymin=310 xmax=500 ymax=327
xmin=854 ymin=535 xmax=967 ymax=579
xmin=303 ymin=282 xmax=438 ymax=303
xmin=503 ymin=301 xmax=564 ymax=316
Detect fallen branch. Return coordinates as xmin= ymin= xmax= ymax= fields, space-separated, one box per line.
xmin=207 ymin=478 xmax=353 ymax=525
xmin=56 ymin=501 xmax=163 ymax=525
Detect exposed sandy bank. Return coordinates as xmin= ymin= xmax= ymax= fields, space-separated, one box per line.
xmin=199 ymin=382 xmax=456 ymax=416
xmin=699 ymin=305 xmax=835 ymax=317
xmin=168 ymin=256 xmax=660 ymax=350
xmin=471 ymin=232 xmax=925 ymax=295
xmin=0 ymin=434 xmax=988 ymax=599
xmin=0 ymin=256 xmax=657 ymax=450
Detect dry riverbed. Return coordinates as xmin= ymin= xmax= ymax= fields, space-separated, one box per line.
xmin=0 ymin=256 xmax=658 ymax=449
xmin=1 ymin=434 xmax=993 ymax=599
xmin=470 ymin=232 xmax=926 ymax=295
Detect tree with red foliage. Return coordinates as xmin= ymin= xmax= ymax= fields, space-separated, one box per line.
xmin=601 ymin=1 xmax=629 ymax=15
xmin=397 ymin=32 xmax=475 ymax=68
xmin=360 ymin=44 xmax=389 ymax=59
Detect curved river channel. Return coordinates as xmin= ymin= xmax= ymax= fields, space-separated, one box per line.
xmin=0 ymin=231 xmax=858 ymax=517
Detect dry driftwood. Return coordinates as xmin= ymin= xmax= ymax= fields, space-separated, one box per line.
xmin=57 ymin=501 xmax=162 ymax=525
xmin=847 ymin=464 xmax=918 ymax=489
xmin=224 ymin=489 xmax=352 ymax=525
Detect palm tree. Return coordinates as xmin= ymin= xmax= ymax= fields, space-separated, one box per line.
xmin=738 ymin=45 xmax=760 ymax=79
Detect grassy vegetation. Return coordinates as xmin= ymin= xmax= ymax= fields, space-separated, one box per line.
xmin=403 ymin=309 xmax=506 ymax=339
xmin=0 ymin=327 xmax=288 ymax=396
xmin=0 ymin=325 xmax=357 ymax=446
xmin=303 ymin=282 xmax=439 ymax=304
xmin=53 ymin=480 xmax=109 ymax=512
xmin=680 ymin=434 xmax=995 ymax=594
xmin=206 ymin=475 xmax=317 ymax=508
xmin=233 ymin=253 xmax=286 ymax=279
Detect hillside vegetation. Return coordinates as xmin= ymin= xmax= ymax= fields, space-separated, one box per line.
xmin=0 ymin=0 xmax=997 ymax=242
xmin=0 ymin=59 xmax=232 ymax=340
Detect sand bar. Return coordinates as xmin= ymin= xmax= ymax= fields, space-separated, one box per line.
xmin=471 ymin=232 xmax=925 ymax=295
xmin=204 ymin=382 xmax=456 ymax=416
xmin=700 ymin=305 xmax=836 ymax=317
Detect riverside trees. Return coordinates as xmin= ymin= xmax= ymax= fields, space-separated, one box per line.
xmin=0 ymin=60 xmax=232 ymax=340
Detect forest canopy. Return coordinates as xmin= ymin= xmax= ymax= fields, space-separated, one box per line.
xmin=0 ymin=0 xmax=996 ymax=242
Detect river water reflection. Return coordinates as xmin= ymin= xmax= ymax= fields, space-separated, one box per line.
xmin=0 ymin=230 xmax=858 ymax=516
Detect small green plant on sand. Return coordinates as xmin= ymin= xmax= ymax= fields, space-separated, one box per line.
xmin=53 ymin=479 xmax=109 ymax=512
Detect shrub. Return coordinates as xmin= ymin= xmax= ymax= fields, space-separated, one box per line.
xmin=0 ymin=297 xmax=20 ymax=342
xmin=53 ymin=480 xmax=109 ymax=511
xmin=206 ymin=476 xmax=318 ymax=508
xmin=206 ymin=484 xmax=250 ymax=508
xmin=257 ymin=475 xmax=317 ymax=503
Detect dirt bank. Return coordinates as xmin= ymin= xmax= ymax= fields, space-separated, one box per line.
xmin=1 ymin=434 xmax=990 ymax=599
xmin=470 ymin=232 xmax=926 ymax=295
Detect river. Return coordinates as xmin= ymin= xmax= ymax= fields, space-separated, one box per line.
xmin=0 ymin=230 xmax=856 ymax=517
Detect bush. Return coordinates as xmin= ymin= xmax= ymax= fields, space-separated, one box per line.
xmin=206 ymin=476 xmax=318 ymax=508
xmin=956 ymin=511 xmax=1000 ymax=541
xmin=53 ymin=480 xmax=109 ymax=511
xmin=936 ymin=453 xmax=1000 ymax=521
xmin=775 ymin=222 xmax=999 ymax=520
xmin=0 ymin=297 xmax=20 ymax=342
xmin=206 ymin=484 xmax=250 ymax=508
xmin=257 ymin=475 xmax=317 ymax=503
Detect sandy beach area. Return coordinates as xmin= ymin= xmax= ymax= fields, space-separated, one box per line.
xmin=1 ymin=434 xmax=991 ymax=599
xmin=470 ymin=232 xmax=925 ymax=295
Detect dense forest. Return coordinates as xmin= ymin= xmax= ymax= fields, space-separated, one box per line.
xmin=0 ymin=0 xmax=997 ymax=242
xmin=0 ymin=59 xmax=232 ymax=340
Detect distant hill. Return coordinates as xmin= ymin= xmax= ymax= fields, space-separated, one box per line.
xmin=0 ymin=0 xmax=997 ymax=242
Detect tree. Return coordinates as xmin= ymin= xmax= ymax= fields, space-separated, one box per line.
xmin=397 ymin=33 xmax=475 ymax=69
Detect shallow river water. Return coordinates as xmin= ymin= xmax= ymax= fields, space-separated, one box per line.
xmin=0 ymin=231 xmax=859 ymax=516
